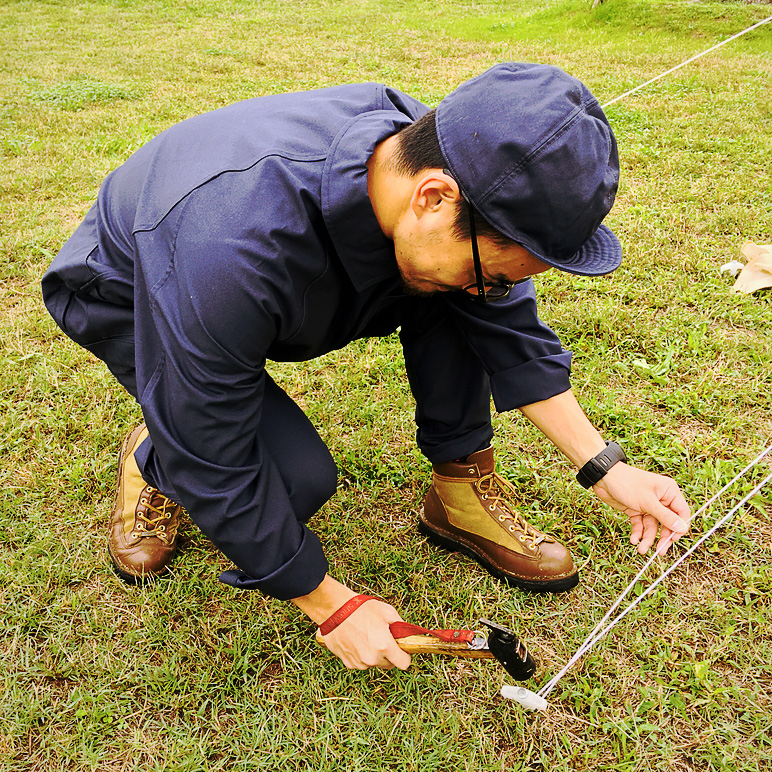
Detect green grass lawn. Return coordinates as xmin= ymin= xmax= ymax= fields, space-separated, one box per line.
xmin=1 ymin=0 xmax=771 ymax=769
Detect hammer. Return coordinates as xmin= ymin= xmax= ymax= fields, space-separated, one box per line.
xmin=316 ymin=617 xmax=537 ymax=681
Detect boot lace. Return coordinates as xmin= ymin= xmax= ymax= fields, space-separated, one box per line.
xmin=134 ymin=486 xmax=181 ymax=544
xmin=475 ymin=472 xmax=546 ymax=549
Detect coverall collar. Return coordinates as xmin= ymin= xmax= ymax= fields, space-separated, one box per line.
xmin=322 ymin=111 xmax=413 ymax=292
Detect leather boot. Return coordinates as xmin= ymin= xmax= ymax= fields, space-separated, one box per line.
xmin=108 ymin=424 xmax=183 ymax=584
xmin=419 ymin=447 xmax=578 ymax=592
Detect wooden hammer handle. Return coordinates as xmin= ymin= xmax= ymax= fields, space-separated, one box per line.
xmin=314 ymin=630 xmax=494 ymax=659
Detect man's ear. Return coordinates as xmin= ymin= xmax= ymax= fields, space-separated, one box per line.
xmin=409 ymin=170 xmax=462 ymax=219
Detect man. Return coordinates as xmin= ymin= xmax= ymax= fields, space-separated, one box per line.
xmin=42 ymin=62 xmax=691 ymax=672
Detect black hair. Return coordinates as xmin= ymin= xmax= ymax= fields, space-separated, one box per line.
xmin=392 ymin=110 xmax=514 ymax=247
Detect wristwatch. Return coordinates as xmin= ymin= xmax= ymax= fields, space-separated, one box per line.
xmin=576 ymin=442 xmax=627 ymax=489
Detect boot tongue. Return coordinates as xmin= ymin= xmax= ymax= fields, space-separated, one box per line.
xmin=466 ymin=446 xmax=495 ymax=474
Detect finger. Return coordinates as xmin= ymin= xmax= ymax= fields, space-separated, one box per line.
xmin=655 ymin=528 xmax=677 ymax=555
xmin=637 ymin=515 xmax=659 ymax=554
xmin=362 ymin=646 xmax=408 ymax=671
xmin=661 ymin=482 xmax=692 ymax=522
xmin=629 ymin=514 xmax=644 ymax=546
xmin=386 ymin=641 xmax=411 ymax=671
xmin=339 ymin=653 xmax=362 ymax=670
xmin=369 ymin=640 xmax=402 ymax=670
xmin=363 ymin=628 xmax=411 ymax=671
xmin=368 ymin=604 xmax=410 ymax=669
xmin=337 ymin=648 xmax=364 ymax=670
xmin=649 ymin=498 xmax=690 ymax=535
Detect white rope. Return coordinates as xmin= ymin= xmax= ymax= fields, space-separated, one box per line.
xmin=538 ymin=445 xmax=772 ymax=698
xmin=538 ymin=444 xmax=772 ymax=695
xmin=524 ymin=13 xmax=772 ymax=704
xmin=540 ymin=469 xmax=772 ymax=698
xmin=601 ymin=14 xmax=772 ymax=108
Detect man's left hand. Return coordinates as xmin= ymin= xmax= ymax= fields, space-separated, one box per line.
xmin=592 ymin=463 xmax=691 ymax=554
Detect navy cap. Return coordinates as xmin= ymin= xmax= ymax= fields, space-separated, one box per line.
xmin=436 ymin=62 xmax=622 ymax=276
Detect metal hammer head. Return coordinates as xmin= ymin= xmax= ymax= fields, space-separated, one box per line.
xmin=480 ymin=618 xmax=537 ymax=681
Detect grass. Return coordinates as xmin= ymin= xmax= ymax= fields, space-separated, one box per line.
xmin=26 ymin=78 xmax=141 ymax=112
xmin=1 ymin=0 xmax=771 ymax=769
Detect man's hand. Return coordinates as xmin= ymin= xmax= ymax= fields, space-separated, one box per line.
xmin=593 ymin=463 xmax=691 ymax=554
xmin=321 ymin=599 xmax=411 ymax=671
xmin=292 ymin=574 xmax=411 ymax=671
xmin=517 ymin=390 xmax=692 ymax=554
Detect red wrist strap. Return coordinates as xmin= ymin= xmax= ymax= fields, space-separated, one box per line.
xmin=318 ymin=594 xmax=378 ymax=636
xmin=389 ymin=622 xmax=477 ymax=644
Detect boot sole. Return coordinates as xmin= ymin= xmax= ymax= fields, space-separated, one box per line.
xmin=107 ymin=553 xmax=169 ymax=585
xmin=418 ymin=517 xmax=579 ymax=593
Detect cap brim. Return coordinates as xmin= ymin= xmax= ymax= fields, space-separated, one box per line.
xmin=535 ymin=224 xmax=622 ymax=277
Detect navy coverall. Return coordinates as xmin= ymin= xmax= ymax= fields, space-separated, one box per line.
xmin=42 ymin=83 xmax=572 ymax=600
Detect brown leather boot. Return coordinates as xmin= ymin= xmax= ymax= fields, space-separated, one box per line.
xmin=419 ymin=447 xmax=578 ymax=592
xmin=108 ymin=424 xmax=183 ymax=584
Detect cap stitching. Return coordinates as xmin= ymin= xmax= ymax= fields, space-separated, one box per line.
xmin=479 ymin=95 xmax=600 ymax=206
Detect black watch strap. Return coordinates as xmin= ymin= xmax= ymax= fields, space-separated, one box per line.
xmin=576 ymin=442 xmax=627 ymax=489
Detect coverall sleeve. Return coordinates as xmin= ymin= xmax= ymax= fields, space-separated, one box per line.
xmin=133 ymin=186 xmax=329 ymax=601
xmin=445 ymin=281 xmax=573 ymax=411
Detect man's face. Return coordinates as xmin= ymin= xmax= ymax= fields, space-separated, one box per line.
xmin=393 ymin=223 xmax=551 ymax=297
xmin=389 ymin=170 xmax=551 ymax=297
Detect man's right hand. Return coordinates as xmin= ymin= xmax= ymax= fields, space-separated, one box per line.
xmin=292 ymin=574 xmax=411 ymax=671
xmin=321 ymin=598 xmax=411 ymax=670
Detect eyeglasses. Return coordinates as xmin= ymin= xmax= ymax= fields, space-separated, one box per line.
xmin=442 ymin=169 xmax=517 ymax=303
xmin=460 ymin=194 xmax=517 ymax=302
